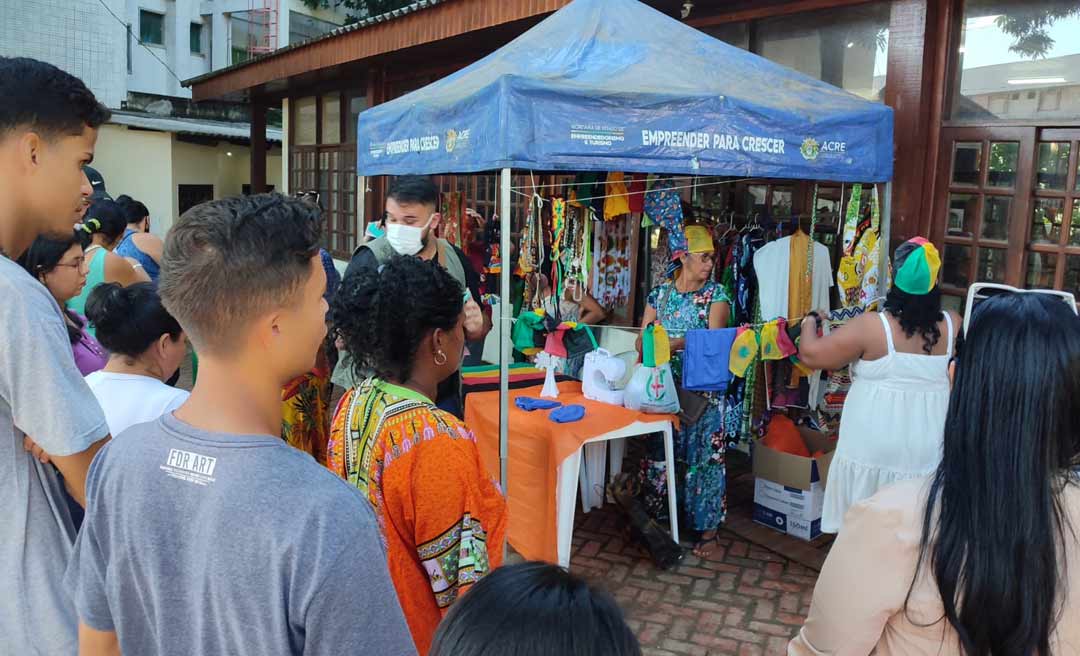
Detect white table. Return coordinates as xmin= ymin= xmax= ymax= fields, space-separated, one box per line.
xmin=554 ymin=419 xmax=679 ymax=568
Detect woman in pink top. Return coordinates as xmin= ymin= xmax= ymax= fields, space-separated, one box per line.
xmin=792 ymin=292 xmax=1080 ymax=655
xmin=17 ymin=231 xmax=108 ymax=375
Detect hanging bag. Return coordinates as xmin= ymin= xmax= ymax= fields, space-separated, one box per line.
xmin=624 ymin=323 xmax=681 ymax=414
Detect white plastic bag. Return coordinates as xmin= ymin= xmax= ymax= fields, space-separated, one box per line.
xmin=623 ymin=362 xmax=681 ymax=414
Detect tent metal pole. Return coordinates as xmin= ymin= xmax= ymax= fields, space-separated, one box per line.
xmin=357 ymin=175 xmax=367 ymax=234
xmin=498 ymin=168 xmax=512 ymax=492
xmin=880 ymin=182 xmax=892 ymax=287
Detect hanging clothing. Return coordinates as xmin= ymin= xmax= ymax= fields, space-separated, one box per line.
xmin=328 ymin=379 xmax=508 ymax=654
xmin=822 ymin=313 xmax=953 ymax=534
xmin=627 ymin=174 xmax=647 ymax=213
xmin=602 ymin=172 xmax=631 ymax=220
xmin=682 ymin=328 xmax=736 ymax=391
xmin=645 ymin=281 xmax=730 ymax=532
xmin=754 ymin=236 xmax=833 ymax=408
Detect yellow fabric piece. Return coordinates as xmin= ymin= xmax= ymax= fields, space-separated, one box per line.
xmin=603 ymin=172 xmax=631 ymax=220
xmin=651 ymin=323 xmax=672 ymax=367
xmin=684 ymin=225 xmax=714 ymax=254
xmin=729 ymin=327 xmax=759 ymax=378
xmin=788 ymin=231 xmax=813 ymax=384
xmin=759 ymin=320 xmax=785 ymax=361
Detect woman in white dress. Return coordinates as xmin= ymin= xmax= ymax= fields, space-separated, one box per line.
xmin=797 ymin=238 xmax=959 ymax=533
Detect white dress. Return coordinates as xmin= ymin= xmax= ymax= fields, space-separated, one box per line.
xmin=821 ymin=312 xmax=953 ymax=533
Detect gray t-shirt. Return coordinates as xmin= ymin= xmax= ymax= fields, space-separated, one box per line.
xmin=65 ymin=412 xmax=417 ymax=656
xmin=0 ymin=255 xmax=109 ymax=655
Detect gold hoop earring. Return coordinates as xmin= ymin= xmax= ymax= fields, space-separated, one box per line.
xmin=434 ymin=350 xmax=447 ymax=366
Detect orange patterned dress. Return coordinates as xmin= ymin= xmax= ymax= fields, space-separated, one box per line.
xmin=328 ymin=379 xmax=507 ymax=655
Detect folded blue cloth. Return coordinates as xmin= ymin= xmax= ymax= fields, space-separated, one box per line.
xmin=683 ymin=328 xmax=737 ymax=391
xmin=549 ymin=404 xmax=585 ymax=423
xmin=515 ymin=397 xmax=562 ymax=411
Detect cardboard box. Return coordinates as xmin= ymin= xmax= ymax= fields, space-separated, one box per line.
xmin=752 ymin=427 xmax=836 ymax=542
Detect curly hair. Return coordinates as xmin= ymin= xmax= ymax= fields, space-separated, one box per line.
xmin=332 ymin=256 xmax=464 ymax=383
xmin=883 ymin=286 xmax=943 ymax=354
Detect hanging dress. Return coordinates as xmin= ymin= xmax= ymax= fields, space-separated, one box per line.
xmin=821 ymin=312 xmax=953 ymax=533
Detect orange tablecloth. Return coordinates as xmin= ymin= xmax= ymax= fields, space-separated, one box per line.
xmin=465 ymin=380 xmax=674 ymax=563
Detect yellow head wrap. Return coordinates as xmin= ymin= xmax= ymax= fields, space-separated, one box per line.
xmin=684 ymin=225 xmax=713 ymax=254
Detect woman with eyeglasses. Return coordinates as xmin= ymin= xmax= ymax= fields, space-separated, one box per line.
xmin=17 ymin=231 xmax=107 ymax=375
xmin=636 ymin=225 xmax=731 ymax=558
xmin=798 ymin=238 xmax=959 ymax=534
xmin=791 ymin=291 xmax=1080 ymax=654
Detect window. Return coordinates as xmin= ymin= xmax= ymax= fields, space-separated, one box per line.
xmin=321 ymin=95 xmax=341 ymax=145
xmin=698 ymin=3 xmax=890 ymax=102
xmin=140 ymin=10 xmax=164 ymax=46
xmin=288 ymin=11 xmax=341 ymax=45
xmin=293 ymin=96 xmax=316 ymax=146
xmin=951 ymin=1 xmax=1080 ymax=122
xmin=178 ymin=184 xmax=213 ymax=216
xmin=190 ymin=23 xmax=203 ymax=54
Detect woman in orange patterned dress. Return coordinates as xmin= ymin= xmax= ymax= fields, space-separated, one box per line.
xmin=328 ymin=255 xmax=507 ymax=655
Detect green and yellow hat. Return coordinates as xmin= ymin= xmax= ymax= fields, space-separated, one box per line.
xmin=893 ymin=237 xmax=941 ymax=295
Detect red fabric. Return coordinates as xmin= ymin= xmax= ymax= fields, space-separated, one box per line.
xmin=628 ymin=174 xmax=647 ymax=213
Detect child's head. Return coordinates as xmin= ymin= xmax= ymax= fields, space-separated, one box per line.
xmin=0 ymin=57 xmax=110 ymax=246
xmin=159 ymin=193 xmax=327 ymax=385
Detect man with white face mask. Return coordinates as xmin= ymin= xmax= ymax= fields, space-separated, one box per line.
xmin=338 ymin=175 xmax=490 ymax=417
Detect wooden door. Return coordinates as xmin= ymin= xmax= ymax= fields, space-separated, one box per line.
xmin=1022 ymin=129 xmax=1080 ymax=293
xmin=934 ymin=126 xmax=1036 ymax=308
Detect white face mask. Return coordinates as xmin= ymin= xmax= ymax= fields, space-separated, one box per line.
xmin=385 ymin=215 xmax=433 ymax=256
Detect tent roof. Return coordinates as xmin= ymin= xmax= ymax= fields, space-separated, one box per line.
xmin=356 ymin=0 xmax=894 ymax=182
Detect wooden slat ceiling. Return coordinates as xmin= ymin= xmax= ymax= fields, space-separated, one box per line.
xmin=190 ymin=0 xmax=573 ymax=101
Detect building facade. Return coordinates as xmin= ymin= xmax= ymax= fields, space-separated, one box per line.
xmin=2 ymin=0 xmax=347 ymax=234
xmin=187 ymin=0 xmax=1080 ymax=303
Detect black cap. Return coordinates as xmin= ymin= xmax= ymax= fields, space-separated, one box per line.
xmin=83 ymin=165 xmax=111 ymax=201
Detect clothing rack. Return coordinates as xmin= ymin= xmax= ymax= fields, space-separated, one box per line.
xmin=510 ymin=176 xmax=754 ymax=206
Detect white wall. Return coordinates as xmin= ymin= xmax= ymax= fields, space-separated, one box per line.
xmin=93 ymin=124 xmax=175 ymax=236
xmin=127 ymin=0 xmax=212 ymax=99
xmin=0 ymin=0 xmax=127 ymax=108
xmin=94 ymin=124 xmax=282 ymax=236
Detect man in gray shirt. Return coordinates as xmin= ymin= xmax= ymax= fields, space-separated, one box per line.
xmin=66 ymin=194 xmax=416 ymax=655
xmin=0 ymin=57 xmax=113 ymax=655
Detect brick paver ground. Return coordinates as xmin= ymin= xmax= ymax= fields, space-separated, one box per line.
xmin=567 ymin=454 xmax=832 ymax=655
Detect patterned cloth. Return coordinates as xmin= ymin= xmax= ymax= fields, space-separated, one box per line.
xmin=644 ymin=280 xmax=730 ymax=532
xmin=281 ymin=345 xmax=332 ymax=466
xmin=328 ymin=379 xmax=507 ymax=654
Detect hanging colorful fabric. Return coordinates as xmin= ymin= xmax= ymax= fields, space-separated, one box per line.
xmin=628 ymin=173 xmax=647 ymax=213
xmin=641 ymin=323 xmax=672 ymax=368
xmin=643 ymin=176 xmax=686 ymax=255
xmin=603 ymin=172 xmax=631 ymax=220
xmin=729 ymin=326 xmax=759 ymax=377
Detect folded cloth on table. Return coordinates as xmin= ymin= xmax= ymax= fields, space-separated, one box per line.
xmin=549 ymin=404 xmax=586 ymax=423
xmin=515 ymin=397 xmax=563 ymax=412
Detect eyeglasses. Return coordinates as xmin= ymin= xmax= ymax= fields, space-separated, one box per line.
xmin=294 ymin=190 xmax=321 ymax=207
xmin=692 ymin=252 xmax=716 ymax=263
xmin=963 ymin=282 xmax=1078 ymax=335
xmin=53 ymin=257 xmax=86 ymax=271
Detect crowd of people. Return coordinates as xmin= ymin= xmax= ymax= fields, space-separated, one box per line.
xmin=2 ymin=55 xmax=1079 ymax=656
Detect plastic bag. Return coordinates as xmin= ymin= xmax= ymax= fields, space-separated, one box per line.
xmin=624 ymin=362 xmax=680 ymax=414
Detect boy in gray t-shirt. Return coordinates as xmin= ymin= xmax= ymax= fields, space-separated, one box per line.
xmin=0 ymin=57 xmax=112 ymax=654
xmin=66 ymin=195 xmax=416 ymax=655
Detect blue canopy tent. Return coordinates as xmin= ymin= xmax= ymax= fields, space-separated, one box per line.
xmin=354 ymin=0 xmax=895 ymax=524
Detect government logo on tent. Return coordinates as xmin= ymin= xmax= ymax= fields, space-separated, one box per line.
xmin=800 ymin=138 xmax=820 ymax=161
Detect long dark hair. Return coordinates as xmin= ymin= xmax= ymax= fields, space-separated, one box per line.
xmin=16 ymin=230 xmax=90 ymax=344
xmin=908 ymin=293 xmax=1080 ymax=654
xmin=85 ymin=282 xmax=182 ymax=358
xmin=883 ymin=286 xmax=942 ymax=354
xmin=430 ymin=562 xmax=642 ymax=656
xmin=331 ymin=255 xmax=463 ymax=383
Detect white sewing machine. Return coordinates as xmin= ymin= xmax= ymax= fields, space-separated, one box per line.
xmin=582 ymin=348 xmax=631 ymax=406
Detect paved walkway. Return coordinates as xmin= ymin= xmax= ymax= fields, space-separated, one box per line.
xmin=568 ymin=455 xmax=833 ymax=655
